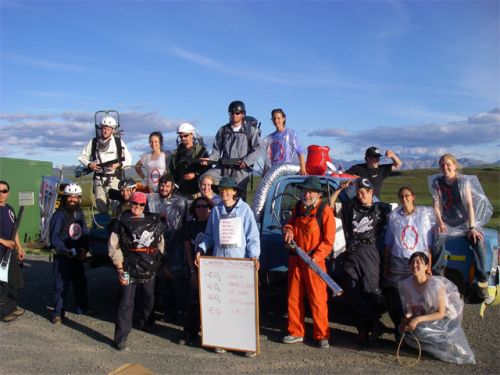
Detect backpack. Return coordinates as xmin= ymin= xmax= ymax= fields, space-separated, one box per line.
xmin=222 ymin=115 xmax=261 ymax=150
xmin=90 ymin=136 xmax=125 ymax=166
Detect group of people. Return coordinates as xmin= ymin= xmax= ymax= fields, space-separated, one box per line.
xmin=1 ymin=99 xmax=493 ymax=365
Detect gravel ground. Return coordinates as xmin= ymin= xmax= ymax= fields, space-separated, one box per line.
xmin=1 ymin=254 xmax=499 ymax=375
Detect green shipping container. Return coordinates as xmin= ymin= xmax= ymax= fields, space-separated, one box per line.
xmin=0 ymin=157 xmax=53 ymax=244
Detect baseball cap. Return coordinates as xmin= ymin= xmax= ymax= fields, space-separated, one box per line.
xmin=365 ymin=146 xmax=382 ymax=158
xmin=130 ymin=192 xmax=147 ymax=205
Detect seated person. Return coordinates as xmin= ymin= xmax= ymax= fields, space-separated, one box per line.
xmin=399 ymin=252 xmax=476 ymax=364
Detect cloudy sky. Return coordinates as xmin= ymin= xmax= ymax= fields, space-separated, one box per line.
xmin=1 ymin=1 xmax=499 ymax=167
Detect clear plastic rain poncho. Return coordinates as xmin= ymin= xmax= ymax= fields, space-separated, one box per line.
xmin=147 ymin=193 xmax=187 ymax=273
xmin=399 ymin=275 xmax=476 ymax=364
xmin=262 ymin=128 xmax=303 ymax=173
xmin=428 ymin=174 xmax=493 ymax=236
xmin=384 ymin=206 xmax=435 ymax=287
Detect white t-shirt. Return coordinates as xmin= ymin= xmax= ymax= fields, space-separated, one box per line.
xmin=139 ymin=152 xmax=168 ymax=192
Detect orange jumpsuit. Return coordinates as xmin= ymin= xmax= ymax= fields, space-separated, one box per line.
xmin=283 ymin=200 xmax=336 ymax=340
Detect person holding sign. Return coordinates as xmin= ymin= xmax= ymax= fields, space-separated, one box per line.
xmin=0 ymin=180 xmax=25 ymax=323
xmin=197 ymin=176 xmax=260 ymax=357
xmin=282 ymin=176 xmax=335 ymax=349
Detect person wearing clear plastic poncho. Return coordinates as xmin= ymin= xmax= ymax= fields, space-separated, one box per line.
xmin=399 ymin=251 xmax=476 ymax=364
xmin=383 ymin=186 xmax=434 ymax=334
xmin=262 ymin=108 xmax=306 ymax=176
xmin=429 ymin=154 xmax=494 ymax=304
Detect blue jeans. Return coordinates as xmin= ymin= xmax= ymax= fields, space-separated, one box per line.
xmin=432 ymin=234 xmax=487 ymax=283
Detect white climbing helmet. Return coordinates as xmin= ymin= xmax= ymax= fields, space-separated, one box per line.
xmin=177 ymin=122 xmax=196 ymax=134
xmin=63 ymin=183 xmax=82 ymax=196
xmin=100 ymin=116 xmax=117 ymax=128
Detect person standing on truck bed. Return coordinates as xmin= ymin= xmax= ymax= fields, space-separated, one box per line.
xmin=282 ymin=176 xmax=335 ymax=349
xmin=263 ymin=108 xmax=306 ymax=176
xmin=346 ymin=146 xmax=402 ymax=198
xmin=169 ymin=123 xmax=209 ymax=200
xmin=78 ymin=115 xmax=132 ymax=214
xmin=200 ymin=100 xmax=261 ymax=201
xmin=330 ymin=177 xmax=392 ymax=345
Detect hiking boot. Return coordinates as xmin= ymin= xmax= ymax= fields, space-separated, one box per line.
xmin=283 ymin=335 xmax=304 ymax=344
xmin=13 ymin=307 xmax=25 ymax=317
xmin=51 ymin=316 xmax=62 ymax=325
xmin=317 ymin=339 xmax=329 ymax=349
xmin=214 ymin=347 xmax=226 ymax=354
xmin=2 ymin=313 xmax=18 ymax=323
xmin=245 ymin=351 xmax=257 ymax=358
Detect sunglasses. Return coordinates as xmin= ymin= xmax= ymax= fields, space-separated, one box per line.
xmin=179 ymin=134 xmax=191 ymax=138
xmin=131 ymin=202 xmax=146 ymax=207
xmin=196 ymin=204 xmax=209 ymax=208
xmin=230 ymin=111 xmax=243 ymax=116
xmin=0 ymin=189 xmax=9 ymax=194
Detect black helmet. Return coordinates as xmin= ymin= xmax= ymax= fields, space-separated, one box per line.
xmin=118 ymin=177 xmax=137 ymax=190
xmin=228 ymin=100 xmax=246 ymax=114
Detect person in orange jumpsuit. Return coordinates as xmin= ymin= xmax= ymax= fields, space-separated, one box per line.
xmin=282 ymin=176 xmax=336 ymax=349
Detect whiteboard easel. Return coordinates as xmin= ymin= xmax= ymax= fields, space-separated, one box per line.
xmin=199 ymin=256 xmax=259 ymax=353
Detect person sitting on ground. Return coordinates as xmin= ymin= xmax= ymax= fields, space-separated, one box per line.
xmin=399 ymin=251 xmax=476 ymax=364
xmin=108 ymin=192 xmax=165 ymax=351
xmin=135 ymin=131 xmax=170 ymax=193
xmin=282 ymin=176 xmax=335 ymax=349
xmin=49 ymin=183 xmax=90 ymax=324
xmin=429 ymin=153 xmax=494 ymax=304
xmin=330 ymin=177 xmax=392 ymax=345
xmin=0 ymin=180 xmax=25 ymax=323
xmin=383 ymin=186 xmax=434 ymax=335
xmin=196 ymin=176 xmax=260 ymax=357
xmin=346 ymin=146 xmax=402 ymax=198
xmin=169 ymin=123 xmax=209 ymax=200
xmin=263 ymin=108 xmax=306 ymax=175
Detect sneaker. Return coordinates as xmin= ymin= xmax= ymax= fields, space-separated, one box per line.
xmin=369 ymin=320 xmax=386 ymax=342
xmin=13 ymin=307 xmax=25 ymax=317
xmin=318 ymin=339 xmax=329 ymax=349
xmin=245 ymin=351 xmax=257 ymax=358
xmin=283 ymin=335 xmax=304 ymax=344
xmin=2 ymin=313 xmax=18 ymax=323
xmin=115 ymin=339 xmax=129 ymax=351
xmin=51 ymin=316 xmax=62 ymax=325
xmin=214 ymin=347 xmax=226 ymax=354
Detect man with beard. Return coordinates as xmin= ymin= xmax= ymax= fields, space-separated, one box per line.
xmin=109 ymin=192 xmax=165 ymax=351
xmin=330 ymin=178 xmax=392 ymax=345
xmin=282 ymin=177 xmax=335 ymax=349
xmin=78 ymin=115 xmax=132 ymax=214
xmin=147 ymin=174 xmax=188 ymax=322
xmin=0 ymin=180 xmax=25 ymax=323
xmin=49 ymin=183 xmax=90 ymax=324
xmin=169 ymin=123 xmax=208 ymax=200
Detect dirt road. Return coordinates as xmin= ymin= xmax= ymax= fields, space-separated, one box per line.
xmin=1 ymin=254 xmax=499 ymax=374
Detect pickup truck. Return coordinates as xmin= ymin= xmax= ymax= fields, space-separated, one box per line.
xmin=252 ymin=164 xmax=499 ymax=303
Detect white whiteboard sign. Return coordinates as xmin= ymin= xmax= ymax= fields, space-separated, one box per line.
xmin=199 ymin=256 xmax=259 ymax=353
xmin=18 ymin=191 xmax=35 ymax=206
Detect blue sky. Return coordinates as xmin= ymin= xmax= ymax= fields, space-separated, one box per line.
xmin=1 ymin=0 xmax=499 ymax=168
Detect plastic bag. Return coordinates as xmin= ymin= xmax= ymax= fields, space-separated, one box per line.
xmin=428 ymin=174 xmax=493 ymax=236
xmin=399 ymin=276 xmax=475 ymax=364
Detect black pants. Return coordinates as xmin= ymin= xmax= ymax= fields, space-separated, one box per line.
xmin=0 ymin=249 xmax=23 ymax=319
xmin=114 ymin=277 xmax=155 ymax=345
xmin=183 ymin=278 xmax=200 ymax=337
xmin=337 ymin=244 xmax=384 ymax=331
xmin=52 ymin=255 xmax=88 ymax=318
